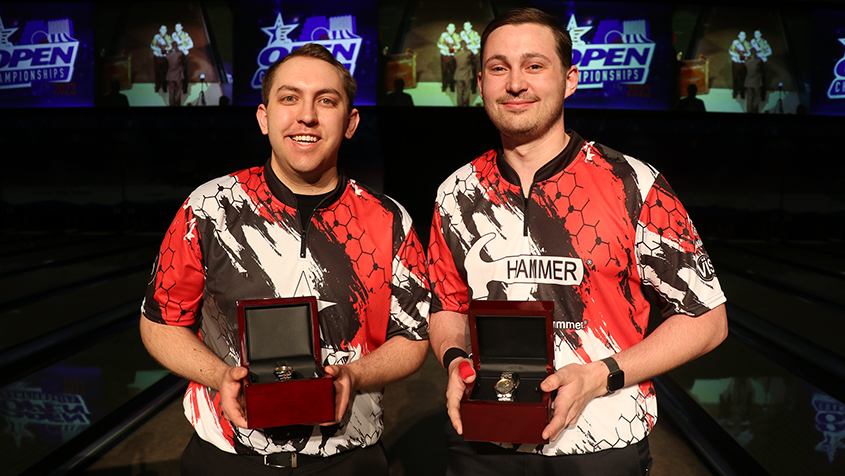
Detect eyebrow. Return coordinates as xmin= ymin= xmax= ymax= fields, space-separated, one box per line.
xmin=274 ymin=85 xmax=343 ymax=99
xmin=484 ymin=52 xmax=553 ymax=68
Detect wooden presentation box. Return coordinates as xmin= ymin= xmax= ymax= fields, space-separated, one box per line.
xmin=461 ymin=300 xmax=554 ymax=445
xmin=237 ymin=297 xmax=334 ymax=429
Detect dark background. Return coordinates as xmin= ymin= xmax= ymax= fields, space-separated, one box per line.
xmin=2 ymin=105 xmax=843 ymax=248
xmin=1 ymin=0 xmax=844 ymax=247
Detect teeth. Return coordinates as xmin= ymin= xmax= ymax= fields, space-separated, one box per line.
xmin=292 ymin=135 xmax=318 ymax=143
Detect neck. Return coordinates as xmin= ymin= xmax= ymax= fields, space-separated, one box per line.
xmin=500 ymin=122 xmax=569 ymax=196
xmin=270 ymin=158 xmax=339 ymax=195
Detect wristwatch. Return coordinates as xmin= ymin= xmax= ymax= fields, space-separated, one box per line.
xmin=600 ymin=357 xmax=624 ymax=395
xmin=274 ymin=365 xmax=295 ymax=382
xmin=494 ymin=371 xmax=519 ymax=402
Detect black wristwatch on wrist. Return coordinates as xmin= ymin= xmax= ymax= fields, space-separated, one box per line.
xmin=600 ymin=357 xmax=624 ymax=395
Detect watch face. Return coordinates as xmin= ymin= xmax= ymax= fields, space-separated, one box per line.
xmin=495 ymin=379 xmax=516 ymax=394
xmin=608 ymin=370 xmax=625 ymax=392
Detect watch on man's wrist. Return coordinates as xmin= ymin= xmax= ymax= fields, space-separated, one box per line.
xmin=600 ymin=357 xmax=624 ymax=395
xmin=494 ymin=371 xmax=519 ymax=402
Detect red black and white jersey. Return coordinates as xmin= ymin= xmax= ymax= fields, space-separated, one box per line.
xmin=143 ymin=161 xmax=430 ymax=457
xmin=428 ymin=131 xmax=725 ymax=455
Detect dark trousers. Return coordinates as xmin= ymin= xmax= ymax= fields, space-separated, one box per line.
xmin=441 ymin=55 xmax=456 ymax=91
xmin=181 ymin=54 xmax=190 ymax=93
xmin=154 ymin=56 xmax=168 ymax=91
xmin=168 ymin=80 xmax=183 ymax=106
xmin=456 ymin=79 xmax=471 ymax=106
xmin=732 ymin=62 xmax=747 ymax=97
xmin=445 ymin=421 xmax=652 ymax=476
xmin=181 ymin=432 xmax=389 ymax=476
xmin=745 ymin=86 xmax=761 ymax=113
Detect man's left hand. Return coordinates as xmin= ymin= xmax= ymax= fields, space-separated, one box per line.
xmin=323 ymin=365 xmax=359 ymax=424
xmin=539 ymin=362 xmax=607 ymax=441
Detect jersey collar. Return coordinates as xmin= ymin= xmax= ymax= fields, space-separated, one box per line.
xmin=262 ymin=158 xmax=346 ymax=210
xmin=496 ymin=129 xmax=584 ymax=187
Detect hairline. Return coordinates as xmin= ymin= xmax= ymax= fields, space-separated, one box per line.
xmin=261 ymin=44 xmax=357 ymax=113
xmin=480 ymin=8 xmax=573 ymax=71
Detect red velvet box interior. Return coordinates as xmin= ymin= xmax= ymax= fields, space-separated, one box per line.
xmin=237 ymin=297 xmax=334 ymax=429
xmin=461 ymin=300 xmax=554 ymax=445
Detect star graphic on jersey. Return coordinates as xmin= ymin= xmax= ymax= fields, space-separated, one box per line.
xmin=262 ymin=12 xmax=298 ymax=46
xmin=566 ymin=15 xmax=592 ymax=45
xmin=0 ymin=16 xmax=18 ymax=47
xmin=293 ymin=271 xmax=336 ymax=312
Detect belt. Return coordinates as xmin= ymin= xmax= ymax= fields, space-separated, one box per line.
xmin=244 ymin=451 xmax=332 ymax=469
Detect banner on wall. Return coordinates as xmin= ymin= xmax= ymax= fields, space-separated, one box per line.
xmin=233 ymin=0 xmax=378 ymax=106
xmin=0 ymin=3 xmax=94 ymax=107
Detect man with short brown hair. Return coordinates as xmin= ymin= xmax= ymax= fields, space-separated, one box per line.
xmin=428 ymin=7 xmax=728 ymax=475
xmin=141 ymin=43 xmax=430 ymax=475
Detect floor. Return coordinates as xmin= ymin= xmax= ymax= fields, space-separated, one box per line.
xmin=83 ymin=349 xmax=714 ymax=476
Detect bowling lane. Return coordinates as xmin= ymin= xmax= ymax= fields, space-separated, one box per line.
xmin=667 ymin=330 xmax=843 ymax=476
xmin=706 ymin=240 xmax=845 ymax=360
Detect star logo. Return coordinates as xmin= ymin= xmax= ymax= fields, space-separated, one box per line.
xmin=0 ymin=16 xmax=18 ymax=48
xmin=293 ymin=271 xmax=336 ymax=312
xmin=567 ymin=15 xmax=592 ymax=46
xmin=261 ymin=12 xmax=298 ymax=46
xmin=827 ymin=38 xmax=845 ymax=99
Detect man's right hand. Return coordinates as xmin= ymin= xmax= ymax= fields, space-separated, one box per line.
xmin=446 ymin=357 xmax=475 ymax=435
xmin=218 ymin=366 xmax=249 ymax=428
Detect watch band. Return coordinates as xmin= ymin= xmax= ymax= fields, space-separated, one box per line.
xmin=600 ymin=356 xmax=620 ymax=374
xmin=600 ymin=356 xmax=624 ymax=394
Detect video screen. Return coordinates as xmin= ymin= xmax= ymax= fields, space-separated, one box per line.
xmin=379 ymin=0 xmax=494 ymax=107
xmin=809 ymin=9 xmax=845 ymax=116
xmin=232 ymin=0 xmax=378 ymax=107
xmin=95 ymin=1 xmax=228 ymax=107
xmin=677 ymin=5 xmax=802 ymax=114
xmin=0 ymin=2 xmax=94 ymax=107
xmin=531 ymin=1 xmax=673 ymax=111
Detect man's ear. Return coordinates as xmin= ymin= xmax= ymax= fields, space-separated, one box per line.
xmin=564 ymin=66 xmax=579 ymax=99
xmin=344 ymin=108 xmax=360 ymax=139
xmin=256 ymin=104 xmax=269 ymax=135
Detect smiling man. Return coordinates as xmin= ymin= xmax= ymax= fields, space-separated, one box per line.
xmin=427 ymin=8 xmax=728 ymax=475
xmin=140 ymin=44 xmax=430 ymax=475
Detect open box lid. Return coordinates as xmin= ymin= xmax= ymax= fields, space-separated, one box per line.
xmin=468 ymin=300 xmax=554 ymax=377
xmin=237 ymin=296 xmax=322 ymax=381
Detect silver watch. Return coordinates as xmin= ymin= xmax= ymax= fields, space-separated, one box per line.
xmin=494 ymin=371 xmax=519 ymax=401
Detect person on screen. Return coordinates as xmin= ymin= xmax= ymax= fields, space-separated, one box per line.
xmin=139 ymin=43 xmax=430 ymax=475
xmin=461 ymin=21 xmax=481 ymax=94
xmin=102 ymin=80 xmax=129 ymax=107
xmin=729 ymin=31 xmax=751 ymax=99
xmin=438 ymin=23 xmax=461 ymax=92
xmin=751 ymin=30 xmax=772 ymax=101
xmin=454 ymin=40 xmax=473 ymax=107
xmin=384 ymin=78 xmax=414 ymax=106
xmin=426 ymin=8 xmax=728 ymax=475
xmin=744 ymin=49 xmax=763 ymax=114
xmin=165 ymin=47 xmax=184 ymax=106
xmin=150 ymin=25 xmax=172 ymax=93
xmin=677 ymin=84 xmax=706 ymax=112
xmin=172 ymin=23 xmax=194 ymax=94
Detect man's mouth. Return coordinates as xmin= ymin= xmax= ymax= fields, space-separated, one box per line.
xmin=291 ymin=135 xmax=319 ymax=144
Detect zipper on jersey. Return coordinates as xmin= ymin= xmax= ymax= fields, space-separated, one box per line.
xmin=298 ymin=210 xmax=308 ymax=258
xmin=298 ymin=194 xmax=333 ymax=259
xmin=523 ymin=185 xmax=534 ymax=237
